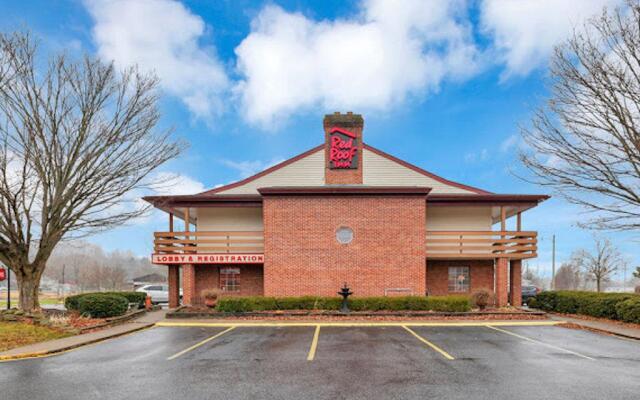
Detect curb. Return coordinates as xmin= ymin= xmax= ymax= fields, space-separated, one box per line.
xmin=0 ymin=323 xmax=155 ymax=362
xmin=557 ymin=320 xmax=640 ymax=341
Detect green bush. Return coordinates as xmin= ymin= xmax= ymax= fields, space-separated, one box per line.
xmin=530 ymin=290 xmax=639 ymax=320
xmin=77 ymin=294 xmax=129 ymax=318
xmin=64 ymin=293 xmax=85 ymax=311
xmin=102 ymin=292 xmax=147 ymax=309
xmin=65 ymin=291 xmax=146 ymax=311
xmin=216 ymin=295 xmax=470 ymax=313
xmin=615 ymin=298 xmax=640 ymax=323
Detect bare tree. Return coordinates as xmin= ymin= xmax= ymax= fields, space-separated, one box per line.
xmin=579 ymin=238 xmax=625 ymax=292
xmin=0 ymin=32 xmax=183 ymax=311
xmin=519 ymin=2 xmax=640 ymax=230
xmin=554 ymin=252 xmax=586 ymax=290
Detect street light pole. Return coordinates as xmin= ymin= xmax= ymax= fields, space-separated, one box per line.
xmin=6 ymin=267 xmax=10 ymax=310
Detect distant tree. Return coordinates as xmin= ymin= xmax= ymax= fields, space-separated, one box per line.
xmin=0 ymin=32 xmax=183 ymax=311
xmin=579 ymin=238 xmax=625 ymax=292
xmin=522 ymin=263 xmax=544 ymax=288
xmin=554 ymin=253 xmax=585 ymax=290
xmin=519 ymin=2 xmax=640 ymax=231
xmin=633 ymin=266 xmax=640 ymax=279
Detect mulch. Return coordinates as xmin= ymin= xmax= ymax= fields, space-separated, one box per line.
xmin=168 ymin=307 xmax=548 ymax=321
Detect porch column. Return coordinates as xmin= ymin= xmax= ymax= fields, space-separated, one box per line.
xmin=495 ymin=258 xmax=509 ymax=307
xmin=510 ymin=259 xmax=522 ymax=307
xmin=182 ymin=264 xmax=197 ymax=306
xmin=168 ymin=265 xmax=180 ymax=308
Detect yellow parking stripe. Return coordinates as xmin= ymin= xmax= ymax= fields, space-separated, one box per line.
xmin=307 ymin=325 xmax=320 ymax=361
xmin=157 ymin=321 xmax=562 ymax=328
xmin=402 ymin=326 xmax=454 ymax=360
xmin=167 ymin=326 xmax=236 ymax=360
xmin=486 ymin=325 xmax=594 ymax=360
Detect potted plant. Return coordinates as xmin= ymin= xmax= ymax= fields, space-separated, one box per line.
xmin=202 ymin=289 xmax=220 ymax=308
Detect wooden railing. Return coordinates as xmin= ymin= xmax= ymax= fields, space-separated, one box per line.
xmin=153 ymin=231 xmax=264 ymax=254
xmin=154 ymin=230 xmax=536 ymax=259
xmin=426 ymin=231 xmax=537 ymax=259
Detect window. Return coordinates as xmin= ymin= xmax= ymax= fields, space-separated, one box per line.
xmin=220 ymin=267 xmax=240 ymax=292
xmin=448 ymin=266 xmax=470 ymax=293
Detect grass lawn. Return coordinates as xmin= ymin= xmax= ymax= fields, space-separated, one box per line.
xmin=0 ymin=322 xmax=71 ymax=352
xmin=0 ymin=297 xmax=64 ymax=309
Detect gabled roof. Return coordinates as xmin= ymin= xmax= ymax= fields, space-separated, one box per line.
xmin=198 ymin=144 xmax=324 ymax=196
xmin=198 ymin=142 xmax=490 ymax=196
xmin=142 ymin=142 xmax=549 ymax=211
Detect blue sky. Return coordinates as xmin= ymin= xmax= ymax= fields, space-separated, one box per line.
xmin=2 ymin=0 xmax=637 ymax=281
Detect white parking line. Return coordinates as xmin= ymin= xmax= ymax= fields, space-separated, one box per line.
xmin=167 ymin=326 xmax=236 ymax=360
xmin=307 ymin=325 xmax=320 ymax=361
xmin=486 ymin=325 xmax=594 ymax=360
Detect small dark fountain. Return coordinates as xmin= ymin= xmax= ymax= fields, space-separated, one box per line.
xmin=338 ymin=283 xmax=353 ymax=314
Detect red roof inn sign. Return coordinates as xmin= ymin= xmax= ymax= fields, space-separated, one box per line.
xmin=152 ymin=253 xmax=264 ymax=265
xmin=329 ymin=127 xmax=358 ymax=169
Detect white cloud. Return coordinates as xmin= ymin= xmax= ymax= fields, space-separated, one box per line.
xmin=500 ymin=134 xmax=519 ymax=152
xmin=234 ymin=0 xmax=481 ymax=127
xmin=220 ymin=158 xmax=285 ymax=178
xmin=151 ymin=172 xmax=207 ymax=195
xmin=464 ymin=148 xmax=489 ymax=163
xmin=480 ymin=0 xmax=623 ymax=77
xmin=85 ymin=0 xmax=229 ymax=120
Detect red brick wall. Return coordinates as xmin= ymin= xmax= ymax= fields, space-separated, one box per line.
xmin=191 ymin=264 xmax=264 ymax=304
xmin=263 ymin=195 xmax=426 ymax=297
xmin=426 ymin=259 xmax=495 ymax=297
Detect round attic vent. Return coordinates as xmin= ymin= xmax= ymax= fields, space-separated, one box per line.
xmin=336 ymin=226 xmax=354 ymax=244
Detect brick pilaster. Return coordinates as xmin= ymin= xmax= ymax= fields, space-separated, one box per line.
xmin=168 ymin=264 xmax=180 ymax=308
xmin=182 ymin=264 xmax=197 ymax=305
xmin=510 ymin=259 xmax=522 ymax=307
xmin=495 ymin=258 xmax=509 ymax=307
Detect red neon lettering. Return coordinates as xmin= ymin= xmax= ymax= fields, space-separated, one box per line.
xmin=329 ymin=131 xmax=357 ymax=168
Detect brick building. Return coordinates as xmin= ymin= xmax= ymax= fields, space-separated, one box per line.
xmin=144 ymin=113 xmax=548 ymax=308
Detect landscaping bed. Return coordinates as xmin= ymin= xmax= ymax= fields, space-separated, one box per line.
xmin=0 ymin=291 xmax=151 ymax=352
xmin=167 ymin=306 xmax=547 ymax=320
xmin=0 ymin=321 xmax=71 ymax=352
xmin=169 ymin=292 xmax=546 ymax=320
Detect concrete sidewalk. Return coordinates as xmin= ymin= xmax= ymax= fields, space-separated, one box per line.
xmin=0 ymin=309 xmax=166 ymax=361
xmin=549 ymin=314 xmax=640 ymax=340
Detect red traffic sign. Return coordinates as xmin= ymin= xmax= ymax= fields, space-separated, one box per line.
xmin=0 ymin=268 xmax=5 ymax=281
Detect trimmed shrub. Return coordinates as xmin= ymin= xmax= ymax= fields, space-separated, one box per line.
xmin=64 ymin=293 xmax=85 ymax=311
xmin=77 ymin=294 xmax=129 ymax=318
xmin=615 ymin=298 xmax=640 ymax=323
xmin=102 ymin=292 xmax=147 ymax=309
xmin=216 ymin=295 xmax=471 ymax=313
xmin=65 ymin=291 xmax=146 ymax=311
xmin=470 ymin=289 xmax=492 ymax=310
xmin=529 ymin=290 xmax=639 ymax=320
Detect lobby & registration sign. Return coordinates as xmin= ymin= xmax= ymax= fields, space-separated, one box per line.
xmin=151 ymin=253 xmax=265 ymax=265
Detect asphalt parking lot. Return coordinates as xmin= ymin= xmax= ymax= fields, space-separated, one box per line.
xmin=1 ymin=322 xmax=639 ymax=400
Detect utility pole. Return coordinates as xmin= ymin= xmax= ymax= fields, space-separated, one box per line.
xmin=551 ymin=234 xmax=556 ymax=290
xmin=62 ymin=264 xmax=66 ymax=303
